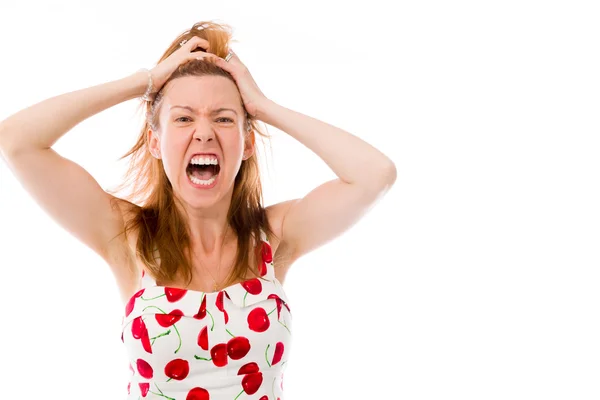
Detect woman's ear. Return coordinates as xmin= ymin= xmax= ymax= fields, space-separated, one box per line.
xmin=147 ymin=128 xmax=161 ymax=159
xmin=243 ymin=131 xmax=255 ymax=160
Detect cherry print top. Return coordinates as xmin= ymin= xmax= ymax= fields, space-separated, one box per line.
xmin=121 ymin=229 xmax=292 ymax=400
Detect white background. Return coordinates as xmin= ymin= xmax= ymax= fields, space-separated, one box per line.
xmin=0 ymin=1 xmax=598 ymax=399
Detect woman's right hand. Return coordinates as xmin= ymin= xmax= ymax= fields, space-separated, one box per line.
xmin=148 ymin=36 xmax=221 ymax=96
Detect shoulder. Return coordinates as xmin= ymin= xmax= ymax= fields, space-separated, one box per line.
xmin=265 ymin=199 xmax=300 ymax=275
xmin=264 ymin=199 xmax=298 ymax=245
xmin=105 ymin=195 xmax=142 ymax=299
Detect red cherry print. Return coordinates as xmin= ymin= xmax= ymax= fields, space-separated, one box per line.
xmin=141 ymin=269 xmax=145 ymax=277
xmin=267 ymin=294 xmax=290 ymax=313
xmin=216 ymin=291 xmax=229 ymax=323
xmin=140 ymin=329 xmax=152 ymax=353
xmin=131 ymin=317 xmax=152 ymax=353
xmin=248 ymin=307 xmax=270 ymax=332
xmin=125 ymin=288 xmax=145 ymax=317
xmin=139 ymin=382 xmax=150 ymax=397
xmin=210 ymin=343 xmax=228 ymax=367
xmin=127 ymin=382 xmax=130 ymax=395
xmin=242 ymin=372 xmax=263 ymax=395
xmin=131 ymin=317 xmax=147 ymax=339
xmin=136 ymin=358 xmax=153 ymax=379
xmin=129 ymin=363 xmax=134 ymax=374
xmin=142 ymin=331 xmax=152 ymax=354
xmin=227 ymin=336 xmax=251 ymax=360
xmin=186 ymin=387 xmax=210 ymax=400
xmin=267 ymin=294 xmax=283 ymax=319
xmin=259 ymin=260 xmax=267 ymax=276
xmin=237 ymin=362 xmax=260 ymax=375
xmin=121 ymin=331 xmax=124 ymax=343
xmin=242 ymin=278 xmax=263 ymax=295
xmin=272 ymin=342 xmax=284 ymax=365
xmin=259 ymin=396 xmax=268 ymax=400
xmin=197 ymin=325 xmax=209 ymax=350
xmin=193 ymin=295 xmax=207 ymax=319
xmin=165 ymin=358 xmax=190 ymax=380
xmin=165 ymin=287 xmax=187 ymax=302
xmin=216 ymin=291 xmax=225 ymax=311
xmin=261 ymin=241 xmax=273 ymax=264
xmin=156 ymin=309 xmax=184 ymax=327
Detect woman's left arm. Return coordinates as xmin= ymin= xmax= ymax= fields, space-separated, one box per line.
xmin=213 ymin=51 xmax=396 ymax=262
xmin=257 ymin=99 xmax=397 ymax=261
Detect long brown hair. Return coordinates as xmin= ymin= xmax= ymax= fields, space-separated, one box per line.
xmin=107 ymin=21 xmax=277 ymax=289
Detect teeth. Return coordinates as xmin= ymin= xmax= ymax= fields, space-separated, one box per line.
xmin=187 ymin=170 xmax=217 ymax=186
xmin=190 ymin=155 xmax=218 ymax=166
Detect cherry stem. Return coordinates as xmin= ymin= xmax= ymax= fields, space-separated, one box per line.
xmin=265 ymin=343 xmax=272 ymax=368
xmin=243 ymin=291 xmax=248 ymax=307
xmin=150 ymin=329 xmax=171 ymax=344
xmin=207 ymin=309 xmax=215 ymax=331
xmin=142 ymin=305 xmax=167 ymax=313
xmin=141 ymin=305 xmax=183 ymax=353
xmin=279 ymin=320 xmax=291 ymax=334
xmin=172 ymin=324 xmax=182 ymax=353
xmin=197 ymin=293 xmax=215 ymax=331
xmin=234 ymin=388 xmax=245 ymax=400
xmin=141 ymin=294 xmax=166 ymax=301
xmin=150 ymin=383 xmax=175 ymax=400
xmin=194 ymin=355 xmax=212 ymax=361
xmin=225 ymin=328 xmax=236 ymax=338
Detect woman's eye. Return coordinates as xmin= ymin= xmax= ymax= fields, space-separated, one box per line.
xmin=175 ymin=117 xmax=232 ymax=123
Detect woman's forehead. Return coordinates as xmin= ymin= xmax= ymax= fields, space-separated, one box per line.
xmin=164 ymin=75 xmax=240 ymax=105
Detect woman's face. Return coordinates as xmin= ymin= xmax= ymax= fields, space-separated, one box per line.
xmin=148 ymin=75 xmax=253 ymax=208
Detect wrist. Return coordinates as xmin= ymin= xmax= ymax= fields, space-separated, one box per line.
xmin=122 ymin=70 xmax=151 ymax=101
xmin=255 ymin=98 xmax=277 ymax=122
xmin=138 ymin=68 xmax=155 ymax=101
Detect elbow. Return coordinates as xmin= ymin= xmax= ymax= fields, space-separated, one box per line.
xmin=376 ymin=160 xmax=397 ymax=190
xmin=383 ymin=160 xmax=397 ymax=186
xmin=360 ymin=160 xmax=397 ymax=196
xmin=0 ymin=122 xmax=11 ymax=159
xmin=0 ymin=121 xmax=41 ymax=159
xmin=0 ymin=127 xmax=20 ymax=160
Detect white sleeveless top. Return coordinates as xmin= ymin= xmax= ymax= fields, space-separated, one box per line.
xmin=120 ymin=229 xmax=293 ymax=399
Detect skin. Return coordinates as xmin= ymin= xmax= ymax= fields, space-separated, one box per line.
xmin=0 ymin=38 xmax=396 ymax=303
xmin=147 ymin=75 xmax=254 ymax=255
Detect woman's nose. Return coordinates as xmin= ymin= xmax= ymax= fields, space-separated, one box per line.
xmin=192 ymin=121 xmax=216 ymax=142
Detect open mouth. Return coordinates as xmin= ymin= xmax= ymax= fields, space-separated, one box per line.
xmin=186 ymin=162 xmax=221 ymax=186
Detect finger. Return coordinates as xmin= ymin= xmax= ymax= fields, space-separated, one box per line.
xmin=188 ymin=51 xmax=221 ymax=64
xmin=210 ymin=55 xmax=232 ymax=70
xmin=222 ymin=50 xmax=247 ymax=72
xmin=226 ymin=48 xmax=237 ymax=58
xmin=185 ymin=36 xmax=211 ymax=53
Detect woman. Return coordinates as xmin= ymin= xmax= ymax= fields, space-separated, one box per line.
xmin=0 ymin=21 xmax=396 ymax=399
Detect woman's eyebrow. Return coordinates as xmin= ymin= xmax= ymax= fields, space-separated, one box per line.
xmin=169 ymin=105 xmax=238 ymax=115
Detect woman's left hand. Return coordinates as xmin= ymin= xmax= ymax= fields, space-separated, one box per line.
xmin=212 ymin=48 xmax=270 ymax=120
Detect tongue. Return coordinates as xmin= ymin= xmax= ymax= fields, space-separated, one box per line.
xmin=190 ymin=166 xmax=216 ymax=180
xmin=193 ymin=170 xmax=214 ymax=180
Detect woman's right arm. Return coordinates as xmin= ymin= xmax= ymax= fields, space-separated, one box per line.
xmin=0 ymin=71 xmax=148 ymax=264
xmin=0 ymin=36 xmax=215 ymax=270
